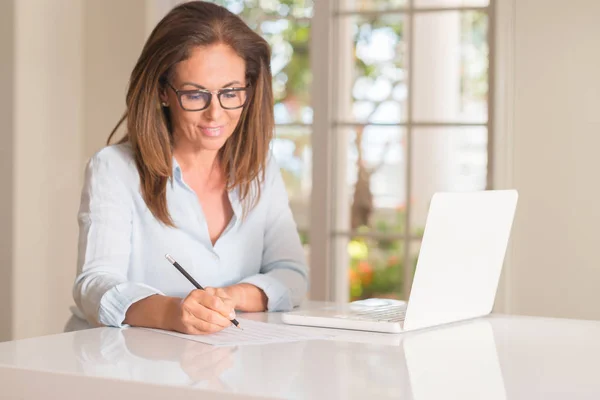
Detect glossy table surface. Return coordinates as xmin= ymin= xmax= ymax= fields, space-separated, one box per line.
xmin=1 ymin=301 xmax=599 ymax=399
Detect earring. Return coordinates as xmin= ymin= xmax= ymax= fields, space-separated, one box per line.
xmin=161 ymin=102 xmax=169 ymax=107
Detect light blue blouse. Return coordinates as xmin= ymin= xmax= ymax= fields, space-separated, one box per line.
xmin=73 ymin=143 xmax=308 ymax=327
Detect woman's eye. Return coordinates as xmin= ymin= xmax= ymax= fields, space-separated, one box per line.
xmin=185 ymin=93 xmax=203 ymax=101
xmin=222 ymin=92 xmax=237 ymax=99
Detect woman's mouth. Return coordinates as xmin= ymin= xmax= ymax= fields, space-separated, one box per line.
xmin=200 ymin=126 xmax=224 ymax=137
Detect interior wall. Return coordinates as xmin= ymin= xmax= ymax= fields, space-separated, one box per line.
xmin=506 ymin=0 xmax=600 ymax=320
xmin=12 ymin=0 xmax=84 ymax=339
xmin=0 ymin=0 xmax=15 ymax=342
xmin=83 ymin=0 xmax=148 ymax=161
xmin=1 ymin=0 xmax=149 ymax=341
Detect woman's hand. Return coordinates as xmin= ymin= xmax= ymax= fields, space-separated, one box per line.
xmin=168 ymin=288 xmax=237 ymax=335
xmin=220 ymin=283 xmax=268 ymax=312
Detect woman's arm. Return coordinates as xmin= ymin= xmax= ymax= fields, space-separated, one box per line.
xmin=74 ymin=148 xmax=163 ymax=327
xmin=223 ymin=283 xmax=268 ymax=312
xmin=123 ymin=294 xmax=176 ymax=328
xmin=124 ymin=290 xmax=236 ymax=334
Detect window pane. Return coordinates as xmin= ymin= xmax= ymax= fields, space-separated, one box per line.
xmin=263 ymin=19 xmax=313 ymax=124
xmin=348 ymin=237 xmax=405 ymax=301
xmin=339 ymin=0 xmax=407 ymax=12
xmin=272 ymin=125 xmax=311 ymax=231
xmin=336 ymin=15 xmax=408 ymax=123
xmin=414 ymin=0 xmax=489 ymax=8
xmin=412 ymin=11 xmax=488 ymax=123
xmin=214 ymin=0 xmax=314 ymax=20
xmin=347 ymin=238 xmax=421 ymax=301
xmin=410 ymin=127 xmax=488 ymax=235
xmin=336 ymin=125 xmax=406 ymax=233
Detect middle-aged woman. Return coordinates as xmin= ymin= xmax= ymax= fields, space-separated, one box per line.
xmin=70 ymin=1 xmax=308 ymax=335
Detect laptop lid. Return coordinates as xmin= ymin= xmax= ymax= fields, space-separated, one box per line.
xmin=403 ymin=190 xmax=518 ymax=331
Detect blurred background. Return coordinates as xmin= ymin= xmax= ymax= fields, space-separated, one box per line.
xmin=1 ymin=0 xmax=599 ymax=341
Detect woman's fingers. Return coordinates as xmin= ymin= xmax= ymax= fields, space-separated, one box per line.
xmin=173 ymin=288 xmax=238 ymax=335
xmin=198 ymin=288 xmax=236 ymax=320
xmin=182 ymin=292 xmax=232 ymax=329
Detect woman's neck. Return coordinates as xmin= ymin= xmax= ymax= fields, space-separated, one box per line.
xmin=173 ymin=143 xmax=221 ymax=180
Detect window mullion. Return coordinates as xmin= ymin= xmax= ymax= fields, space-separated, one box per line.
xmin=308 ymin=0 xmax=335 ymax=301
xmin=404 ymin=0 xmax=415 ymax=301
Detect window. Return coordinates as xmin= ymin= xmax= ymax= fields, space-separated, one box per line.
xmin=326 ymin=0 xmax=493 ymax=302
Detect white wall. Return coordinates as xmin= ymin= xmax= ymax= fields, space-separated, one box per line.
xmin=501 ymin=0 xmax=600 ymax=320
xmin=0 ymin=0 xmax=16 ymax=342
xmin=0 ymin=0 xmax=149 ymax=341
xmin=84 ymin=0 xmax=147 ymax=160
xmin=12 ymin=0 xmax=84 ymax=340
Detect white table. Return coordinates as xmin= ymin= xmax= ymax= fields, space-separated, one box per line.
xmin=1 ymin=301 xmax=599 ymax=399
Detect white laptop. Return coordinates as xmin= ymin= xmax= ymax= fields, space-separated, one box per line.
xmin=282 ymin=190 xmax=518 ymax=333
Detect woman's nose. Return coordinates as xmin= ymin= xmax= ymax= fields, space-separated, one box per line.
xmin=204 ymin=95 xmax=224 ymax=120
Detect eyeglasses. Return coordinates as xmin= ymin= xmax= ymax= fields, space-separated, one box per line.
xmin=166 ymin=81 xmax=251 ymax=112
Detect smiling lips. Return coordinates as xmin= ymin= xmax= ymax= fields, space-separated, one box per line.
xmin=200 ymin=126 xmax=224 ymax=137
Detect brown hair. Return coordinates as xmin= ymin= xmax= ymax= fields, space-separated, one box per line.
xmin=107 ymin=1 xmax=274 ymax=226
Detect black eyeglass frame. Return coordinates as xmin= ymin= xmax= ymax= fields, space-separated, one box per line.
xmin=165 ymin=81 xmax=252 ymax=111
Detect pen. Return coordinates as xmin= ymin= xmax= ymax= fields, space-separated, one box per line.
xmin=165 ymin=253 xmax=243 ymax=330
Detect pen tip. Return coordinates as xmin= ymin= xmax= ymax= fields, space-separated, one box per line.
xmin=165 ymin=254 xmax=175 ymax=264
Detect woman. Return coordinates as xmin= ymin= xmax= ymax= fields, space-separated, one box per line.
xmin=71 ymin=1 xmax=307 ymax=334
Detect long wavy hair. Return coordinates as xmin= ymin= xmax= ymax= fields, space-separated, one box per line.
xmin=107 ymin=1 xmax=274 ymax=226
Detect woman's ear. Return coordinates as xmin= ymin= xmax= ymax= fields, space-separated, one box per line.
xmin=159 ymin=86 xmax=169 ymax=106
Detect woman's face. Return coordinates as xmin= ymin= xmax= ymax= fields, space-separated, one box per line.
xmin=163 ymin=44 xmax=247 ymax=152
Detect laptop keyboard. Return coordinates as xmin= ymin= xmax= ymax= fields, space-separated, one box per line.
xmin=341 ymin=304 xmax=407 ymax=323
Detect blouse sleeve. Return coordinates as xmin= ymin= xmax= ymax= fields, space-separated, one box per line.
xmin=73 ymin=149 xmax=163 ymax=327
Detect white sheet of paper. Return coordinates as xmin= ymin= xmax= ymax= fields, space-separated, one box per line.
xmin=143 ymin=319 xmax=330 ymax=346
